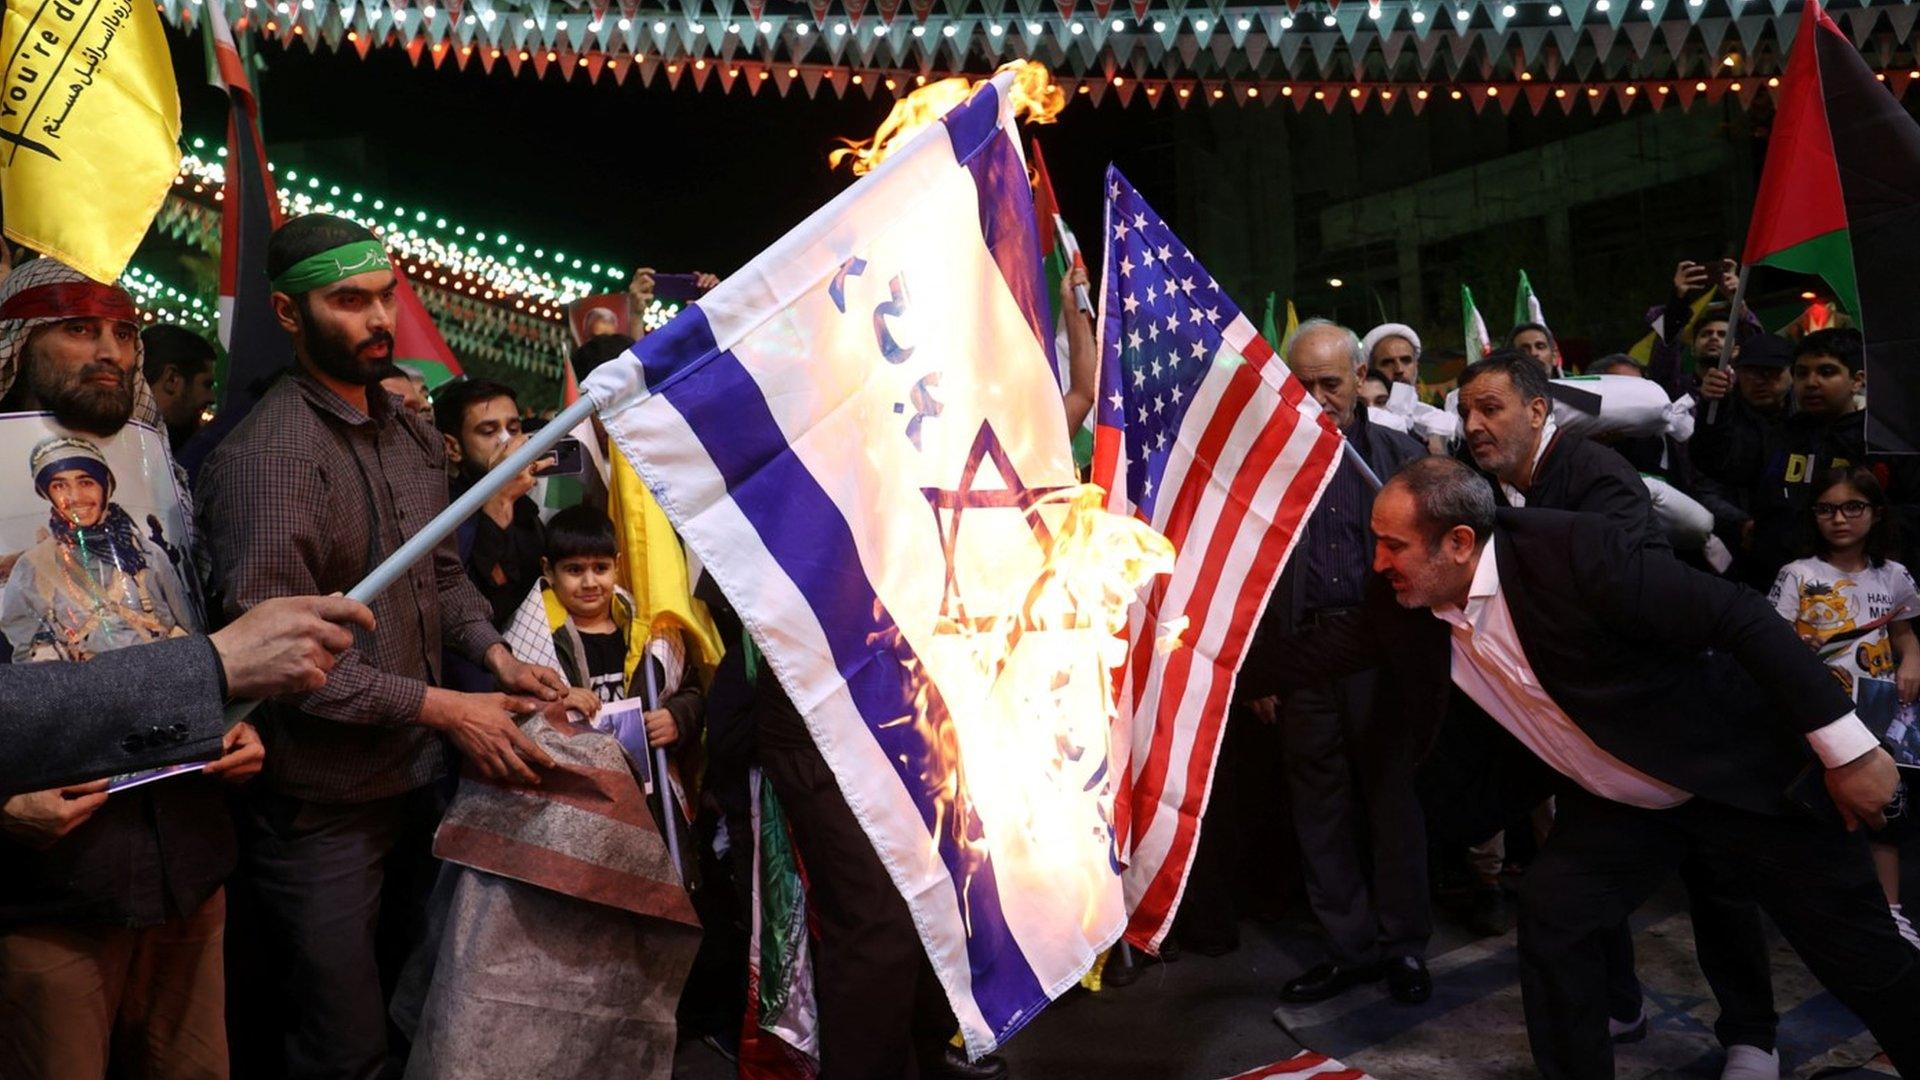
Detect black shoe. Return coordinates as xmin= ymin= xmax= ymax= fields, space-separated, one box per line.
xmin=1279 ymin=961 xmax=1385 ymax=1004
xmin=920 ymin=1046 xmax=1009 ymax=1080
xmin=1464 ymin=888 xmax=1511 ymax=938
xmin=1385 ymin=955 xmax=1432 ymax=1005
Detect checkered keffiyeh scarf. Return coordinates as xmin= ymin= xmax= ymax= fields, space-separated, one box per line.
xmin=0 ymin=257 xmax=202 ymax=590
xmin=0 ymin=257 xmax=164 ymax=431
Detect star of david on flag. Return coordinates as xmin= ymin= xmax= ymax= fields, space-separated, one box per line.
xmin=1093 ymin=167 xmax=1346 ymax=952
xmin=582 ymin=72 xmax=1134 ymax=1058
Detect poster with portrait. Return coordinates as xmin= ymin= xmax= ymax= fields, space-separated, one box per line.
xmin=566 ymin=293 xmax=631 ymax=347
xmin=0 ymin=411 xmax=203 ymax=665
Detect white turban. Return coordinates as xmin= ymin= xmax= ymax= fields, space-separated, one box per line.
xmin=1361 ymin=322 xmax=1422 ymax=362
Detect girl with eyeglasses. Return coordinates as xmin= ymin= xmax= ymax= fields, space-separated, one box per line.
xmin=1769 ymin=464 xmax=1920 ymax=945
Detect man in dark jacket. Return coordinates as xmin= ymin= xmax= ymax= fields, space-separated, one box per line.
xmin=1247 ymin=457 xmax=1917 ymax=1080
xmin=1 ymin=594 xmax=372 ymax=1078
xmin=433 ymin=377 xmax=546 ymax=630
xmin=1259 ymin=319 xmax=1433 ymax=1007
xmin=1684 ymin=333 xmax=1795 ymax=584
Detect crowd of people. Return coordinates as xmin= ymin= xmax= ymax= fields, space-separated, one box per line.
xmin=1 ymin=207 xmax=1917 ymax=1080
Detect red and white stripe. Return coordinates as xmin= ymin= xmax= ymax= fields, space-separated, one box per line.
xmin=1105 ymin=313 xmax=1343 ymax=952
xmin=1218 ymin=1051 xmax=1377 ymax=1080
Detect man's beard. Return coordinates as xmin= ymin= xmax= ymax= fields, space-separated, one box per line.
xmin=304 ymin=309 xmax=394 ymax=387
xmin=26 ymin=356 xmax=135 ymax=437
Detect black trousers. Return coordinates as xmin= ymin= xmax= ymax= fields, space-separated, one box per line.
xmin=1278 ymin=671 xmax=1431 ymax=964
xmin=231 ymin=785 xmax=445 ymax=1080
xmin=1517 ymin=788 xmax=1920 ymax=1080
xmin=761 ymin=731 xmax=956 ymax=1079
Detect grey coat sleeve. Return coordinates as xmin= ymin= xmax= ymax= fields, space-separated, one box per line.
xmin=0 ymin=634 xmax=227 ymax=798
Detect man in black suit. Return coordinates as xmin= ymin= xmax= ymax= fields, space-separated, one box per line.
xmin=1247 ymin=456 xmax=1918 ymax=1080
xmin=1261 ymin=319 xmax=1433 ymax=1006
xmin=1459 ymin=351 xmax=1780 ymax=1072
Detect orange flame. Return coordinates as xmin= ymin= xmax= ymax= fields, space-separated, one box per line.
xmin=893 ymin=484 xmax=1173 ymax=936
xmin=829 ymin=60 xmax=1066 ymax=176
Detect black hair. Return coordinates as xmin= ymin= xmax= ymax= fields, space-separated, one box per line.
xmin=265 ymin=213 xmax=380 ymax=288
xmin=1389 ymin=456 xmax=1497 ymax=549
xmin=1459 ymin=348 xmax=1553 ymax=405
xmin=432 ymin=377 xmax=519 ymax=437
xmin=572 ymin=333 xmax=636 ymax=382
xmin=1696 ymin=303 xmax=1732 ymax=329
xmin=139 ymin=324 xmax=216 ymax=383
xmin=1795 ymin=327 xmax=1865 ymax=375
xmin=544 ymin=503 xmax=618 ymax=564
xmin=1506 ymin=321 xmax=1552 ymax=345
xmin=1803 ymin=464 xmax=1899 ymax=566
xmin=1585 ymin=353 xmax=1640 ymax=377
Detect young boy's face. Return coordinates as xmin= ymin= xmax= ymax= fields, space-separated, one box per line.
xmin=545 ymin=554 xmax=618 ymax=623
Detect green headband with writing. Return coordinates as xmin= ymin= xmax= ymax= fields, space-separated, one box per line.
xmin=269 ymin=239 xmax=393 ymax=295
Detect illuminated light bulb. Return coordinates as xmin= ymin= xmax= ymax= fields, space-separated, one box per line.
xmin=1595 ymin=0 xmax=1610 ymax=11
xmin=728 ymin=22 xmax=740 ymax=32
xmin=1237 ymin=17 xmax=1251 ymax=29
xmin=1178 ymin=86 xmax=1190 ymax=97
xmin=1328 ymin=277 xmax=1344 ymax=288
xmin=589 ymin=20 xmax=601 ymax=30
xmin=1767 ymin=76 xmax=1779 ymax=87
xmin=1282 ymin=84 xmax=1294 ymax=95
xmin=1279 ymin=14 xmax=1295 ymax=27
xmin=989 ymin=23 xmax=1003 ymax=34
xmin=1624 ymin=84 xmax=1638 ymax=94
xmin=1639 ymin=0 xmax=1653 ymax=9
xmin=795 ymin=22 xmax=810 ymax=34
xmin=913 ymin=24 xmax=926 ymax=35
xmin=942 ymin=23 xmax=956 ymax=35
xmin=1193 ymin=17 xmax=1209 ymax=30
xmin=422 ymin=3 xmax=435 ymax=14
xmin=1323 ymin=12 xmax=1337 ymax=25
xmin=1657 ymin=84 xmax=1669 ymax=93
xmin=1111 ymin=18 xmax=1125 ymax=29
xmin=1027 ymin=20 xmax=1042 ymax=32
xmin=884 ymin=77 xmax=895 ymax=88
xmin=1501 ymin=3 xmax=1515 ymax=16
xmin=1349 ymin=86 xmax=1361 ymax=97
xmin=875 ymin=23 xmax=887 ymax=34
xmin=1554 ymin=87 xmax=1566 ymax=97
xmin=1487 ymin=85 xmax=1500 ymax=95
xmin=556 ymin=19 xmax=568 ymax=30
xmin=833 ymin=21 xmax=847 ymax=34
xmin=521 ymin=17 xmax=534 ymax=28
xmin=688 ymin=22 xmax=705 ymax=32
xmin=1729 ymin=81 xmax=1742 ymax=91
xmin=653 ymin=20 xmax=667 ymax=32
xmin=1411 ymin=9 xmax=1426 ymax=21
xmin=851 ymin=73 xmax=863 ymax=84
xmin=1246 ymin=85 xmax=1258 ymax=96
xmin=1112 ymin=75 xmax=1125 ymax=86
xmin=1588 ymin=86 xmax=1600 ymax=95
xmin=1520 ymin=71 xmax=1533 ymax=80
xmin=1368 ymin=4 xmax=1383 ymax=20
xmin=1548 ymin=3 xmax=1561 ymax=13
xmin=1312 ymin=88 xmax=1325 ymax=99
xmin=617 ymin=17 xmax=630 ymax=29
xmin=1069 ymin=21 xmax=1083 ymax=33
xmin=1450 ymin=88 xmax=1464 ymax=98
xmin=1695 ymin=80 xmax=1707 ymax=91
xmin=1152 ymin=19 xmax=1166 ymax=30
xmin=1215 ymin=88 xmax=1226 ymax=98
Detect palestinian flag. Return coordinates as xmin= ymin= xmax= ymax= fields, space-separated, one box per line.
xmin=1030 ymin=139 xmax=1093 ymax=463
xmin=178 ymin=1 xmax=287 ymax=475
xmin=1462 ymin=284 xmax=1492 ymax=357
xmin=391 ymin=267 xmax=463 ymax=388
xmin=1742 ymin=0 xmax=1920 ymax=452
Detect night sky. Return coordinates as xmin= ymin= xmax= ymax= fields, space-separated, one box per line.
xmin=163 ymin=25 xmax=1173 ymax=279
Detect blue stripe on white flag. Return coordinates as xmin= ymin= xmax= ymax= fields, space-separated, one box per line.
xmin=648 ymin=304 xmax=1050 ymax=1036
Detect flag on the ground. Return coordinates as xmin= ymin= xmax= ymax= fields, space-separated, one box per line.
xmin=738 ymin=768 xmax=821 ymax=1079
xmin=1462 ymin=284 xmax=1492 ymax=357
xmin=1741 ymin=0 xmax=1920 ymax=452
xmin=1093 ymin=168 xmax=1344 ymax=952
xmin=579 ymin=70 xmax=1124 ymax=1056
xmin=1217 ymin=1051 xmax=1380 ymax=1080
xmin=390 ymin=268 xmax=464 ymax=386
xmin=1 ymin=0 xmax=180 ymax=282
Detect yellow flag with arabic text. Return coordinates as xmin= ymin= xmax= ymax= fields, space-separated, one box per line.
xmin=1 ymin=0 xmax=181 ymax=281
xmin=607 ymin=448 xmax=725 ymax=689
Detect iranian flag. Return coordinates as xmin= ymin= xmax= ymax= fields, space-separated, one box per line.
xmin=1743 ymin=0 xmax=1920 ymax=452
xmin=1514 ymin=269 xmax=1546 ymax=333
xmin=1462 ymin=284 xmax=1492 ymax=357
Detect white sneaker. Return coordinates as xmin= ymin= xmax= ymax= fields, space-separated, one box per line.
xmin=1720 ymin=1044 xmax=1779 ymax=1080
xmin=1892 ymin=903 xmax=1920 ymax=950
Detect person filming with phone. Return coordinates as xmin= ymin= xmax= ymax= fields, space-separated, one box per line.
xmin=433 ymin=378 xmax=554 ymax=631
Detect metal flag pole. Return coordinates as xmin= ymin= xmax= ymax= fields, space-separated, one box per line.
xmin=1705 ymin=265 xmax=1751 ymax=427
xmin=219 ymin=393 xmax=604 ymax=728
xmin=642 ymin=656 xmax=685 ymax=877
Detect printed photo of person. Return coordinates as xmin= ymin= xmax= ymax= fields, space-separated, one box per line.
xmin=0 ymin=435 xmax=197 ymax=662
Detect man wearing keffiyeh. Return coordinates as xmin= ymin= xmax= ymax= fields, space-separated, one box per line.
xmin=0 ymin=256 xmax=203 ymax=595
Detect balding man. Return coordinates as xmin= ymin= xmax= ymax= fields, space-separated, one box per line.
xmin=1247 ymin=456 xmax=1919 ymax=1080
xmin=1257 ymin=319 xmax=1431 ymax=1008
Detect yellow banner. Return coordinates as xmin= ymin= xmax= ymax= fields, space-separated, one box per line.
xmin=2 ymin=0 xmax=181 ymax=282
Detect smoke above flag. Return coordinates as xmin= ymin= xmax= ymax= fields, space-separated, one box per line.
xmin=1741 ymin=0 xmax=1920 ymax=451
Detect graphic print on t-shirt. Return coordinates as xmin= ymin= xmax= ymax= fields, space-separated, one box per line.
xmin=577 ymin=628 xmax=629 ymax=703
